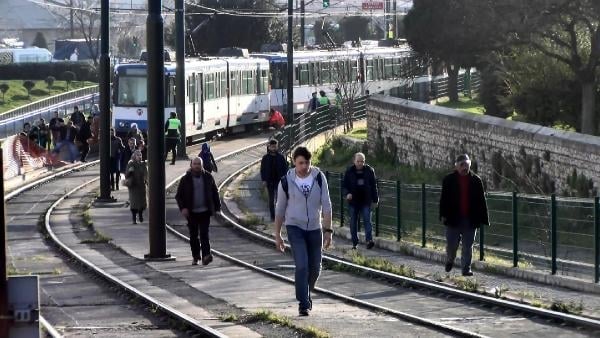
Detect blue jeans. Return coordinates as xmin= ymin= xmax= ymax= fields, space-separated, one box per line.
xmin=286 ymin=225 xmax=322 ymax=311
xmin=445 ymin=218 xmax=477 ymax=273
xmin=348 ymin=204 xmax=373 ymax=246
xmin=53 ymin=141 xmax=79 ymax=163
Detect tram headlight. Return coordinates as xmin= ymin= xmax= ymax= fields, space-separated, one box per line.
xmin=119 ymin=121 xmax=125 ymax=127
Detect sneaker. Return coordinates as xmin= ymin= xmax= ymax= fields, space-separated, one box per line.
xmin=298 ymin=308 xmax=309 ymax=316
xmin=445 ymin=261 xmax=453 ymax=273
xmin=462 ymin=270 xmax=473 ymax=277
xmin=202 ymin=254 xmax=213 ymax=266
xmin=192 ymin=259 xmax=199 ymax=266
xmin=366 ymin=241 xmax=375 ymax=249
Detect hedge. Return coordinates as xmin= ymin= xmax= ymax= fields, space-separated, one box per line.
xmin=0 ymin=61 xmax=98 ymax=82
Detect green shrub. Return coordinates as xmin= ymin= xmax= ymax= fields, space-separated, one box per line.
xmin=61 ymin=71 xmax=76 ymax=90
xmin=0 ymin=83 xmax=8 ymax=101
xmin=0 ymin=62 xmax=97 ymax=82
xmin=22 ymin=80 xmax=35 ymax=98
xmin=45 ymin=76 xmax=55 ymax=88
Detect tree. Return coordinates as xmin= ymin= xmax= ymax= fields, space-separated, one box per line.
xmin=62 ymin=71 xmax=76 ymax=90
xmin=510 ymin=0 xmax=600 ymax=135
xmin=31 ymin=32 xmax=48 ymax=49
xmin=45 ymin=0 xmax=100 ymax=66
xmin=0 ymin=83 xmax=9 ymax=102
xmin=338 ymin=17 xmax=375 ymax=43
xmin=23 ymin=80 xmax=35 ymax=99
xmin=45 ymin=76 xmax=56 ymax=89
xmin=404 ymin=0 xmax=510 ymax=102
xmin=117 ymin=35 xmax=142 ymax=59
xmin=182 ymin=0 xmax=286 ymax=54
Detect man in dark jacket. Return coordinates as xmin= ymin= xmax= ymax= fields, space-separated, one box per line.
xmin=175 ymin=157 xmax=221 ymax=266
xmin=260 ymin=139 xmax=289 ymax=221
xmin=70 ymin=105 xmax=85 ymax=129
xmin=439 ymin=154 xmax=489 ymax=276
xmin=76 ymin=115 xmax=93 ymax=162
xmin=343 ymin=152 xmax=379 ymax=249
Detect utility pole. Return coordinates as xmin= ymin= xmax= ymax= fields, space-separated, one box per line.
xmin=175 ymin=0 xmax=187 ymax=158
xmin=300 ymin=1 xmax=305 ymax=47
xmin=287 ymin=0 xmax=294 ymax=151
xmin=146 ymin=0 xmax=172 ymax=261
xmin=97 ymin=0 xmax=112 ymax=202
xmin=0 ymin=148 xmax=8 ymax=338
xmin=70 ymin=0 xmax=74 ymax=38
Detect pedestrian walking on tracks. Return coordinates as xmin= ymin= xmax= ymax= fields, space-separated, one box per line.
xmin=274 ymin=146 xmax=333 ymax=316
xmin=165 ymin=111 xmax=181 ymax=165
xmin=125 ymin=150 xmax=147 ymax=224
xmin=343 ymin=152 xmax=379 ymax=249
xmin=175 ymin=157 xmax=221 ymax=266
xmin=110 ymin=129 xmax=125 ymax=191
xmin=199 ymin=143 xmax=218 ymax=173
xmin=439 ymin=154 xmax=489 ymax=276
xmin=260 ymin=139 xmax=289 ymax=221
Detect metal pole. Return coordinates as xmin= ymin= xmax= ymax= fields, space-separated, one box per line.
xmin=375 ymin=180 xmax=380 ymax=237
xmin=300 ymin=1 xmax=305 ymax=47
xmin=421 ymin=183 xmax=426 ymax=248
xmin=287 ymin=0 xmax=294 ymax=125
xmin=175 ymin=0 xmax=187 ymax=159
xmin=396 ymin=180 xmax=401 ymax=241
xmin=551 ymin=194 xmax=557 ymax=275
xmin=0 ymin=147 xmax=9 ymax=337
xmin=70 ymin=0 xmax=74 ymax=38
xmin=146 ymin=0 xmax=171 ymax=260
xmin=339 ymin=174 xmax=344 ymax=227
xmin=595 ymin=196 xmax=599 ymax=283
xmin=479 ymin=216 xmax=484 ymax=261
xmin=512 ymin=191 xmax=519 ymax=268
xmin=97 ymin=0 xmax=112 ymax=201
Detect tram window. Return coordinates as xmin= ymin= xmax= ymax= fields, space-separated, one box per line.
xmin=298 ymin=64 xmax=309 ymax=86
xmin=220 ymin=71 xmax=227 ymax=97
xmin=165 ymin=77 xmax=175 ymax=107
xmin=204 ymin=73 xmax=215 ymax=100
xmin=242 ymin=71 xmax=250 ymax=95
xmin=321 ymin=62 xmax=331 ymax=84
xmin=366 ymin=60 xmax=374 ymax=81
xmin=392 ymin=58 xmax=402 ymax=78
xmin=230 ymin=71 xmax=239 ymax=96
xmin=384 ymin=59 xmax=394 ymax=79
xmin=258 ymin=69 xmax=269 ymax=94
xmin=117 ymin=75 xmax=147 ymax=106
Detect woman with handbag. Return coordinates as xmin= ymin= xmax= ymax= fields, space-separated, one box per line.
xmin=125 ymin=150 xmax=148 ymax=224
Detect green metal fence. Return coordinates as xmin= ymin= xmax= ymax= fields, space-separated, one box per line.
xmin=276 ymin=94 xmax=600 ymax=283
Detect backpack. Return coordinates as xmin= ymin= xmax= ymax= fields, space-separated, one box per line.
xmin=280 ymin=172 xmax=323 ymax=199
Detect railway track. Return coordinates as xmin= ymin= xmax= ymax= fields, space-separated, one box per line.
xmin=11 ymin=131 xmax=600 ymax=337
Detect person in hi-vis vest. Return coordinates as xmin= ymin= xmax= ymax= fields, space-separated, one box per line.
xmin=165 ymin=111 xmax=181 ymax=165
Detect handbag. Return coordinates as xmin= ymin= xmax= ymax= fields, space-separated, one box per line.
xmin=120 ymin=174 xmax=133 ymax=188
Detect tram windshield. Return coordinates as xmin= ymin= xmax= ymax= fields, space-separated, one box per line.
xmin=116 ymin=75 xmax=147 ymax=106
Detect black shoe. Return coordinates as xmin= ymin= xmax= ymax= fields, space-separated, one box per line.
xmin=462 ymin=270 xmax=473 ymax=277
xmin=352 ymin=244 xmax=357 ymax=250
xmin=299 ymin=308 xmax=309 ymax=316
xmin=366 ymin=241 xmax=375 ymax=249
xmin=139 ymin=215 xmax=143 ymax=222
xmin=202 ymin=254 xmax=213 ymax=266
xmin=192 ymin=258 xmax=199 ymax=266
xmin=170 ymin=162 xmax=176 ymax=165
xmin=445 ymin=261 xmax=453 ymax=272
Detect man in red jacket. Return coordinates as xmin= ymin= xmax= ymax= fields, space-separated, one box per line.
xmin=268 ymin=108 xmax=285 ymax=129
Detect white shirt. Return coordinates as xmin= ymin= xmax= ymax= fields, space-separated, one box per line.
xmin=295 ymin=174 xmax=314 ymax=198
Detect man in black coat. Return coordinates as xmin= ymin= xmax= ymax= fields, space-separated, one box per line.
xmin=260 ymin=139 xmax=289 ymax=221
xmin=76 ymin=116 xmax=93 ymax=162
xmin=175 ymin=157 xmax=221 ymax=266
xmin=343 ymin=152 xmax=379 ymax=249
xmin=439 ymin=154 xmax=489 ymax=276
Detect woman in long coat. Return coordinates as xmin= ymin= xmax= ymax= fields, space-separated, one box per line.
xmin=125 ymin=150 xmax=147 ymax=224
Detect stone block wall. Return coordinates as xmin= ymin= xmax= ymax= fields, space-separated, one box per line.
xmin=366 ymin=95 xmax=600 ymax=196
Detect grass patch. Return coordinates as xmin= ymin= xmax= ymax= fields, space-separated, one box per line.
xmin=334 ymin=250 xmax=416 ymax=278
xmin=80 ymin=232 xmax=112 ymax=244
xmin=435 ymin=94 xmax=485 ymax=114
xmin=0 ymin=80 xmax=96 ymax=114
xmin=451 ymin=276 xmax=480 ymax=292
xmin=81 ymin=210 xmax=93 ymax=227
xmin=242 ymin=309 xmax=331 ymax=338
xmin=220 ymin=313 xmax=239 ymax=322
xmin=345 ymin=127 xmax=367 ymax=140
xmin=313 ymin=137 xmax=446 ymax=184
xmin=7 ymin=264 xmax=27 ymax=276
xmin=549 ymin=300 xmax=583 ymax=315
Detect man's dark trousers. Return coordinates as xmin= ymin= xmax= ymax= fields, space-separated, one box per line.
xmin=267 ymin=181 xmax=277 ymax=221
xmin=446 ymin=218 xmax=477 ymax=273
xmin=166 ymin=138 xmax=177 ymax=164
xmin=187 ymin=211 xmax=211 ymax=260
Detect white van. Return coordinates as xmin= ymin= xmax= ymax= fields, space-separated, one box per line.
xmin=0 ymin=47 xmax=52 ymax=65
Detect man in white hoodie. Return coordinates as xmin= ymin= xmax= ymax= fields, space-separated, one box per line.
xmin=274 ymin=146 xmax=333 ymax=317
